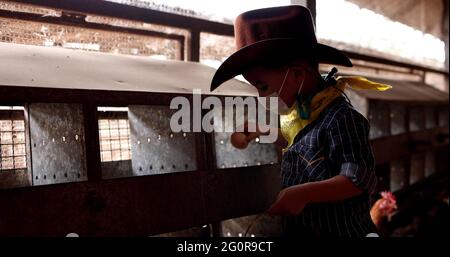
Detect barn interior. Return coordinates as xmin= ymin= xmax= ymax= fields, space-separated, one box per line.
xmin=0 ymin=0 xmax=448 ymax=237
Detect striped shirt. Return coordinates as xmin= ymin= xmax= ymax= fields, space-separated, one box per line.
xmin=281 ymin=96 xmax=377 ymax=237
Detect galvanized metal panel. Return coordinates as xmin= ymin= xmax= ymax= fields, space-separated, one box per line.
xmin=127 ymin=105 xmax=197 ymax=176
xmin=425 ymin=106 xmax=437 ymax=129
xmin=409 ymin=106 xmax=425 ymax=132
xmin=213 ymin=106 xmax=278 ymax=169
xmin=29 ymin=103 xmax=87 ymax=185
xmin=409 ymin=154 xmax=425 ymax=185
xmin=390 ymin=159 xmax=407 ymax=192
xmin=424 ymin=151 xmax=436 ymax=177
xmin=214 ymin=133 xmax=278 ymax=169
xmin=438 ymin=106 xmax=449 ymax=127
xmin=390 ymin=103 xmax=406 ymax=135
xmin=369 ymin=102 xmax=390 ymax=139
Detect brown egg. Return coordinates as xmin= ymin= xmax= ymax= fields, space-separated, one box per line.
xmin=230 ymin=132 xmax=248 ymax=149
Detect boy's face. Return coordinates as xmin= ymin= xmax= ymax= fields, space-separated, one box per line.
xmin=242 ymin=65 xmax=285 ymax=97
xmin=242 ymin=60 xmax=320 ymax=107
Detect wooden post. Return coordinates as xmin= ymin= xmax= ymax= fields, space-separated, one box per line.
xmin=83 ymin=104 xmax=102 ymax=181
xmin=188 ymin=29 xmax=200 ymax=62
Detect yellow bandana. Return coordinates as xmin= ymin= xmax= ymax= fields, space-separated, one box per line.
xmin=280 ymin=76 xmax=392 ymax=151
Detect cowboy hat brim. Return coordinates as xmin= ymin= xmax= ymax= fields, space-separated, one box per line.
xmin=210 ymin=38 xmax=353 ymax=91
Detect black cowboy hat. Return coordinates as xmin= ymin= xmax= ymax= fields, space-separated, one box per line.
xmin=210 ymin=5 xmax=352 ymax=91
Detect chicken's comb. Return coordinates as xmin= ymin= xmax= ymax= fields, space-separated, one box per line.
xmin=380 ymin=191 xmax=396 ymax=202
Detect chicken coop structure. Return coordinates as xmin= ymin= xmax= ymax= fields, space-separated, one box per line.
xmin=346 ymin=78 xmax=449 ymax=193
xmin=0 ymin=0 xmax=448 ymax=236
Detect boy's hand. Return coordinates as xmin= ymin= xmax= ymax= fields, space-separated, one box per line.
xmin=230 ymin=131 xmax=259 ymax=149
xmin=230 ymin=121 xmax=261 ymax=149
xmin=266 ymin=185 xmax=309 ymax=216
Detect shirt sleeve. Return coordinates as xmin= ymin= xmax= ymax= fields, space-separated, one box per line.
xmin=327 ymin=109 xmax=377 ymax=194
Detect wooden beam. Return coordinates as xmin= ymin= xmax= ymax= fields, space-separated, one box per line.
xmin=188 ymin=29 xmax=201 ymax=62
xmin=9 ymin=0 xmax=234 ymax=36
xmin=0 ymin=85 xmax=194 ymax=106
xmin=82 ymin=104 xmax=102 ymax=181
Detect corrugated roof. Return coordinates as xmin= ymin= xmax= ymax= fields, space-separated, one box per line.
xmin=1 ymin=42 xmax=447 ymax=103
xmin=0 ymin=42 xmax=258 ymax=97
xmin=348 ymin=77 xmax=449 ymax=103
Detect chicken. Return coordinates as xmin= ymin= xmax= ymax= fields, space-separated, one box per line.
xmin=370 ymin=191 xmax=398 ymax=234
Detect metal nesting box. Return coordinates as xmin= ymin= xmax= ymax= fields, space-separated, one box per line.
xmin=0 ymin=42 xmax=281 ymax=236
xmin=346 ymin=77 xmax=449 ymax=193
xmin=0 ymin=42 xmax=279 ymax=187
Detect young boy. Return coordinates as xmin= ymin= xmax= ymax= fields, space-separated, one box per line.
xmin=210 ymin=6 xmax=390 ymax=237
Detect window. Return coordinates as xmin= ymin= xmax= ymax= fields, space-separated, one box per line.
xmin=108 ymin=0 xmax=290 ymax=24
xmin=316 ymin=0 xmax=446 ymax=68
xmin=98 ymin=107 xmax=131 ymax=162
xmin=200 ymin=32 xmax=235 ymax=69
xmin=0 ymin=0 xmax=186 ymax=60
xmin=0 ymin=107 xmax=26 ymax=171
